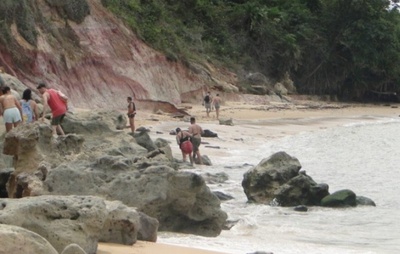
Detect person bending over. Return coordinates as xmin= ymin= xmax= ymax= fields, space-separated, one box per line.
xmin=176 ymin=127 xmax=193 ymax=165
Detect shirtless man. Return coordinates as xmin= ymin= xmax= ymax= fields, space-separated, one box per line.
xmin=212 ymin=93 xmax=222 ymax=119
xmin=188 ymin=117 xmax=204 ymax=164
xmin=0 ymin=86 xmax=22 ymax=132
xmin=37 ymin=83 xmax=68 ymax=137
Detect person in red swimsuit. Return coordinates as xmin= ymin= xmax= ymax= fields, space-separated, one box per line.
xmin=37 ymin=83 xmax=68 ymax=137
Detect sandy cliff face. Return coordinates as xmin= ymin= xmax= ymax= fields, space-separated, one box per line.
xmin=0 ymin=0 xmax=237 ymax=110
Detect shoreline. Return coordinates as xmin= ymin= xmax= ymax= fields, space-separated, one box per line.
xmin=98 ymin=101 xmax=399 ymax=254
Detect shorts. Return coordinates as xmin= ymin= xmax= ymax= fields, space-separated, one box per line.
xmin=3 ymin=107 xmax=22 ymax=123
xmin=51 ymin=114 xmax=65 ymax=125
xmin=191 ymin=137 xmax=201 ymax=153
xmin=204 ymin=103 xmax=211 ymax=109
xmin=128 ymin=113 xmax=136 ymax=119
xmin=214 ymin=104 xmax=220 ymax=109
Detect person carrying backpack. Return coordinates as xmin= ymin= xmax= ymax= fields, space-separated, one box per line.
xmin=20 ymin=89 xmax=39 ymax=123
xmin=203 ymin=91 xmax=212 ymax=117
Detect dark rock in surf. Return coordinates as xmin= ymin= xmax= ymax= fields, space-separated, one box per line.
xmin=321 ymin=189 xmax=357 ymax=207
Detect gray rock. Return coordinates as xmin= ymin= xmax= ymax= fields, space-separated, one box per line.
xmin=213 ymin=191 xmax=234 ymax=201
xmin=242 ymin=151 xmax=301 ymax=204
xmin=133 ymin=130 xmax=157 ymax=151
xmin=356 ymin=196 xmax=376 ymax=206
xmin=0 ymin=224 xmax=58 ymax=254
xmin=218 ymin=118 xmax=233 ymax=126
xmin=0 ymin=195 xmax=107 ymax=254
xmin=201 ymin=172 xmax=229 ymax=184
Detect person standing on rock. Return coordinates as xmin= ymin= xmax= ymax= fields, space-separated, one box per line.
xmin=176 ymin=127 xmax=193 ymax=165
xmin=20 ymin=89 xmax=39 ymax=123
xmin=127 ymin=96 xmax=136 ymax=133
xmin=37 ymin=83 xmax=68 ymax=138
xmin=0 ymin=86 xmax=23 ymax=132
xmin=188 ymin=117 xmax=204 ymax=164
xmin=212 ymin=93 xmax=222 ymax=119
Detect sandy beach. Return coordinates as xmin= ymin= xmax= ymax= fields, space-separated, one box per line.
xmin=96 ymin=99 xmax=399 ymax=254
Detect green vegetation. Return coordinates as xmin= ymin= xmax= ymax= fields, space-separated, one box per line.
xmin=101 ymin=0 xmax=400 ymax=100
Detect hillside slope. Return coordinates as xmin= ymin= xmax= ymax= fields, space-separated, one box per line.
xmin=0 ymin=0 xmax=237 ymax=110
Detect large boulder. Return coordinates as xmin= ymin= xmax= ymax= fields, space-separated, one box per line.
xmin=2 ymin=123 xmax=84 ymax=198
xmin=242 ymin=151 xmax=330 ymax=206
xmin=0 ymin=224 xmax=58 ymax=254
xmin=242 ymin=151 xmax=301 ymax=204
xmin=44 ymin=165 xmax=227 ymax=237
xmin=0 ymin=195 xmax=158 ymax=254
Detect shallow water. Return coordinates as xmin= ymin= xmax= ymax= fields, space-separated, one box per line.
xmin=158 ymin=117 xmax=400 ymax=254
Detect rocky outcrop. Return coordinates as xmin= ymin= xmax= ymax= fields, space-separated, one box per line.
xmin=1 ymin=110 xmax=227 ymax=237
xmin=0 ymin=0 xmax=238 ymax=110
xmin=0 ymin=195 xmax=158 ymax=254
xmin=242 ymin=151 xmax=303 ymax=204
xmin=242 ymin=151 xmax=376 ymax=208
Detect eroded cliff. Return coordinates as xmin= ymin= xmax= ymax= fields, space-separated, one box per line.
xmin=0 ymin=0 xmax=237 ymax=110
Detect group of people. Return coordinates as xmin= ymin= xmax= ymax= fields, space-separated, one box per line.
xmin=0 ymin=82 xmax=68 ymax=137
xmin=203 ymin=91 xmax=222 ymax=119
xmin=175 ymin=117 xmax=204 ymax=165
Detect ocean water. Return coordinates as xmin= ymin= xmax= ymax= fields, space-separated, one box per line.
xmin=157 ymin=117 xmax=400 ymax=254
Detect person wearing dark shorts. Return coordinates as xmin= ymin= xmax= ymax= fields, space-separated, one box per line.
xmin=188 ymin=117 xmax=204 ymax=164
xmin=37 ymin=83 xmax=68 ymax=138
xmin=51 ymin=114 xmax=65 ymax=126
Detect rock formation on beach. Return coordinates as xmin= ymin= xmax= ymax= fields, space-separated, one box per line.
xmin=0 ymin=109 xmax=227 ymax=253
xmin=242 ymin=151 xmax=376 ymax=208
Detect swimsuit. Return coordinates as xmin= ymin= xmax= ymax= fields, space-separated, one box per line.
xmin=3 ymin=107 xmax=21 ymax=123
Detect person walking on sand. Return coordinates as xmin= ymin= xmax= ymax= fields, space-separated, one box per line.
xmin=37 ymin=83 xmax=68 ymax=137
xmin=0 ymin=86 xmax=22 ymax=132
xmin=203 ymin=91 xmax=212 ymax=117
xmin=20 ymin=89 xmax=39 ymax=123
xmin=212 ymin=93 xmax=222 ymax=119
xmin=127 ymin=96 xmax=136 ymax=133
xmin=176 ymin=127 xmax=193 ymax=165
xmin=188 ymin=117 xmax=204 ymax=164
